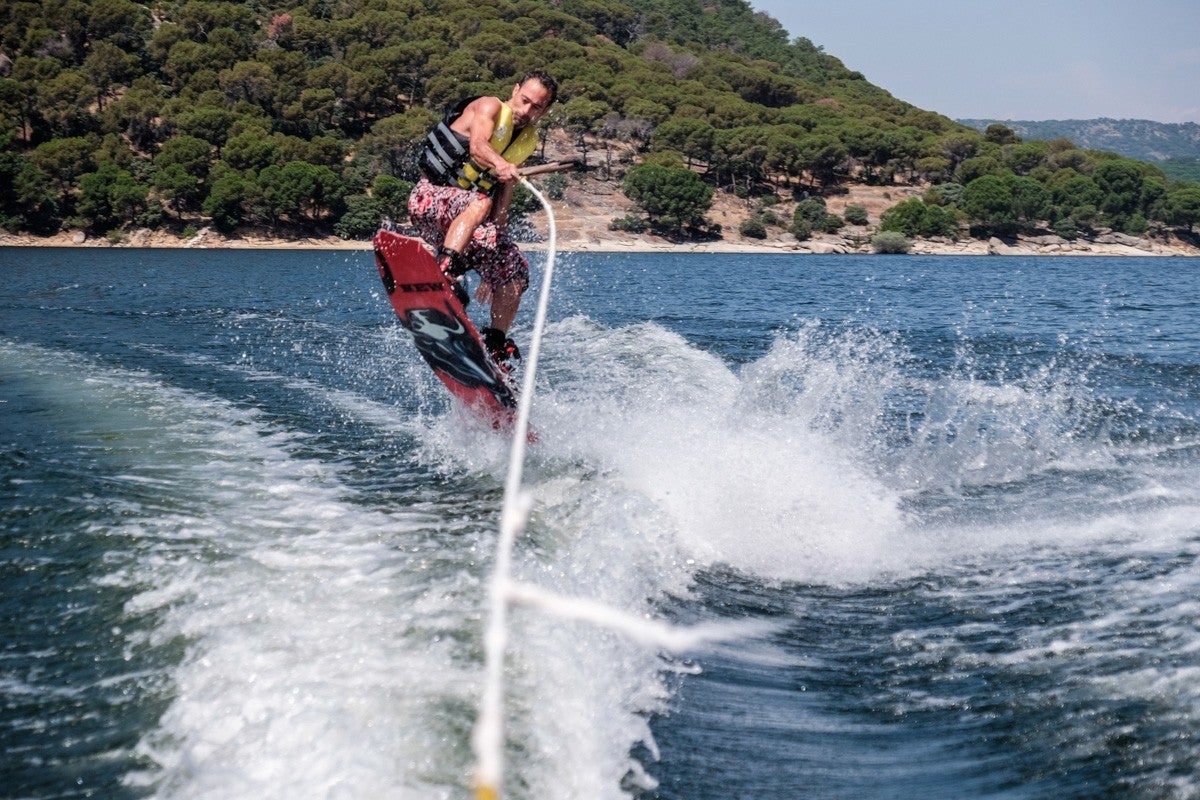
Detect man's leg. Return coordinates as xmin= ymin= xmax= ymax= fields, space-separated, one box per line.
xmin=441 ymin=195 xmax=492 ymax=255
xmin=488 ymin=280 xmax=523 ymax=333
xmin=434 ymin=196 xmax=493 ymax=307
xmin=476 ymin=243 xmax=529 ymax=365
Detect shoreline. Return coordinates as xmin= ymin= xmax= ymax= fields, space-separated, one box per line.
xmin=2 ymin=227 xmax=1198 ymax=257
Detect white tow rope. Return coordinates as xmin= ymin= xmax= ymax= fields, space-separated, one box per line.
xmin=471 ymin=177 xmax=555 ymax=800
xmin=470 ymin=177 xmax=769 ymax=800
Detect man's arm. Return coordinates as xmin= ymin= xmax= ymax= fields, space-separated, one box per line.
xmin=457 ymin=96 xmax=521 ymax=182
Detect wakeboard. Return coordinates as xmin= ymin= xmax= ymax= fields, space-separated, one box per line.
xmin=372 ymin=229 xmax=519 ymax=430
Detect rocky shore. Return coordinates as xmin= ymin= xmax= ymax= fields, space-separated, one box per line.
xmin=3 ymin=224 xmax=1197 ymax=257
xmin=2 ymin=178 xmax=1197 ymax=257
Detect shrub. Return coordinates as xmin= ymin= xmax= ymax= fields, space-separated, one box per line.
xmin=791 ymin=218 xmax=812 ymax=241
xmin=844 ymin=204 xmax=869 ymax=225
xmin=739 ymin=216 xmax=767 ymax=238
xmin=793 ymin=197 xmax=828 ymax=225
xmin=1124 ymin=213 xmax=1149 ymax=236
xmin=926 ymin=182 xmax=965 ymax=207
xmin=871 ymin=231 xmax=911 ymax=254
xmin=820 ymin=214 xmax=844 ymax=233
xmin=1053 ymin=217 xmax=1079 ymax=240
xmin=610 ymin=213 xmax=647 ymax=233
xmin=545 ymin=172 xmax=567 ymax=200
xmin=881 ymin=197 xmax=960 ymax=238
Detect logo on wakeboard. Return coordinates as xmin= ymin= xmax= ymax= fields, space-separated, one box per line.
xmin=402 ymin=307 xmax=515 ymax=406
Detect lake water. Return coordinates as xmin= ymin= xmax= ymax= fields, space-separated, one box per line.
xmin=3 ymin=246 xmax=1200 ymax=799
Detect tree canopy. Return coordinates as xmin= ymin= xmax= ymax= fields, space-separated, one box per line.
xmin=0 ymin=0 xmax=1195 ymax=241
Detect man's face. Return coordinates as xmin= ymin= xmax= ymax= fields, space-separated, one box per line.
xmin=509 ymin=79 xmax=553 ymax=128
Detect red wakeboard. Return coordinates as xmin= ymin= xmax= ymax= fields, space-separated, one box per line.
xmin=372 ymin=230 xmax=519 ymax=430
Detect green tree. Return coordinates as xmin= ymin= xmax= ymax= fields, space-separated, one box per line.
xmin=621 ymin=162 xmax=713 ymax=232
xmin=1003 ymin=141 xmax=1049 ymax=175
xmin=153 ymin=163 xmax=200 ymax=215
xmin=371 ymin=174 xmax=413 ymax=222
xmin=334 ymin=194 xmax=383 ymax=239
xmin=86 ymin=0 xmax=151 ymax=49
xmin=34 ymin=68 xmax=96 ymax=137
xmin=218 ymin=61 xmax=277 ymax=111
xmin=871 ymin=230 xmax=911 ymax=253
xmin=100 ymin=79 xmax=163 ymax=151
xmin=163 ymin=40 xmax=236 ymax=89
xmin=798 ymin=133 xmax=848 ymax=187
xmin=880 ymin=198 xmax=959 ymax=238
xmin=955 ymin=155 xmax=1005 ymax=185
xmin=651 ymin=117 xmax=716 ymax=169
xmin=1167 ymin=184 xmax=1200 ymax=232
xmin=739 ymin=215 xmax=767 ymax=238
xmin=176 ymin=106 xmax=239 ymax=148
xmin=879 ymin=198 xmax=925 ymax=236
xmin=984 ymin=123 xmax=1019 ymax=145
xmin=962 ymin=174 xmax=1018 ymax=236
xmin=1049 ymin=170 xmax=1103 ymax=209
xmin=77 ymin=162 xmax=148 ymax=231
xmin=29 ymin=137 xmax=94 ymax=199
xmin=359 ymin=108 xmax=438 ymax=179
xmin=222 ymin=126 xmax=280 ymax=171
xmin=83 ymin=41 xmax=140 ymax=109
xmin=765 ymin=130 xmax=805 ymax=184
xmin=711 ymin=126 xmax=769 ymax=191
xmin=940 ymin=133 xmax=980 ymax=172
xmin=559 ymin=96 xmax=610 ymax=167
xmin=155 ymin=135 xmax=212 ymax=178
xmin=272 ymin=160 xmax=346 ymax=222
xmin=201 ymin=163 xmax=249 ymax=230
xmin=1008 ymin=175 xmax=1051 ymax=228
xmin=1093 ymin=158 xmax=1146 ymax=227
xmin=793 ymin=196 xmax=829 ymax=227
xmin=0 ymin=134 xmax=60 ymax=233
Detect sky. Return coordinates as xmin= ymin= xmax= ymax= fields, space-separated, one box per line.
xmin=750 ymin=1 xmax=1200 ymax=124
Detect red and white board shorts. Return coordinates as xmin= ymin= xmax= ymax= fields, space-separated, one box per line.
xmin=407 ymin=178 xmax=530 ymax=293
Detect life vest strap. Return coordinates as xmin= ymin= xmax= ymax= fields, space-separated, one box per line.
xmin=419 ymin=121 xmax=469 ymax=185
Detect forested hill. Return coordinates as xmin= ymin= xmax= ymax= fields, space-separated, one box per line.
xmin=2 ymin=0 xmax=1199 ymax=243
xmin=959 ymin=118 xmax=1200 ymax=186
xmin=958 ymin=118 xmax=1200 ymax=163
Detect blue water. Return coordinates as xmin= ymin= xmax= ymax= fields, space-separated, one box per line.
xmin=3 ymin=246 xmax=1200 ymax=799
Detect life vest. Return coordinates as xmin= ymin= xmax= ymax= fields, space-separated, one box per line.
xmin=419 ymin=98 xmax=538 ymax=194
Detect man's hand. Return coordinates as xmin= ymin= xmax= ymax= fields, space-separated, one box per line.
xmin=494 ymin=161 xmax=521 ymax=182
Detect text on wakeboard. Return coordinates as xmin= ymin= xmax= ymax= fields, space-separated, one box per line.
xmin=398 ymin=282 xmax=446 ymax=293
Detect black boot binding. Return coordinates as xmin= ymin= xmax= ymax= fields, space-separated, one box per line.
xmin=481 ymin=327 xmax=521 ymax=366
xmin=436 ymin=247 xmax=470 ymax=308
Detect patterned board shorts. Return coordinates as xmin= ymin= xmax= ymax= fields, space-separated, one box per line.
xmin=407 ymin=178 xmax=529 ymax=293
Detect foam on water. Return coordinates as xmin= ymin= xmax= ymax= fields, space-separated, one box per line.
xmin=525 ymin=315 xmax=1171 ymax=588
xmin=9 ymin=272 xmax=1200 ymax=800
xmin=526 ymin=318 xmax=903 ymax=585
xmin=487 ymin=312 xmax=1200 ymax=792
xmin=3 ymin=341 xmax=491 ymax=798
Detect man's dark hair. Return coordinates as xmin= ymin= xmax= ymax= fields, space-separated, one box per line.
xmin=520 ymin=70 xmax=558 ymax=105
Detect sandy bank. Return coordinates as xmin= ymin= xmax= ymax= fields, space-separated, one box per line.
xmin=2 ymin=225 xmax=1197 ymax=258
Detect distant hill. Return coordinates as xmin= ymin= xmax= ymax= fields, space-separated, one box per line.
xmin=958 ymin=118 xmax=1200 ymax=162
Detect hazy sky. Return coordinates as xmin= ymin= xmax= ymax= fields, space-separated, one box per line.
xmin=750 ymin=1 xmax=1200 ymax=124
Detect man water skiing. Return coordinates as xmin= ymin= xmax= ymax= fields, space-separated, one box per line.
xmin=407 ymin=70 xmax=558 ymax=367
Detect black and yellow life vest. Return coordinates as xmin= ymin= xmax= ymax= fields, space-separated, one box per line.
xmin=419 ymin=98 xmax=538 ymax=194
